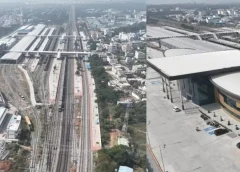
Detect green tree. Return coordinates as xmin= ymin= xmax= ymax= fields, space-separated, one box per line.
xmin=95 ymin=150 xmax=117 ymax=172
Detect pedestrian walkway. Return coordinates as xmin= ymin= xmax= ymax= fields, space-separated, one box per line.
xmin=86 ymin=67 xmax=102 ymax=151
xmin=30 ymin=58 xmax=39 ymax=72
xmin=18 ymin=65 xmax=37 ymax=106
xmin=74 ymin=59 xmax=82 ymax=97
xmin=49 ymin=58 xmax=62 ymax=103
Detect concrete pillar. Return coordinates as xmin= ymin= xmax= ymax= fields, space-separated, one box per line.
xmin=158 ymin=40 xmax=161 ymax=48
xmin=36 ymin=52 xmax=40 ymax=58
xmin=213 ymin=33 xmax=218 ymax=39
xmin=168 ymin=79 xmax=173 ymax=103
xmin=161 ymin=77 xmax=165 ymax=92
xmin=164 ymin=77 xmax=169 ymax=100
xmin=25 ymin=52 xmax=30 ymax=57
xmin=178 ymin=80 xmax=184 ymax=110
xmin=197 ymin=35 xmax=202 ymax=40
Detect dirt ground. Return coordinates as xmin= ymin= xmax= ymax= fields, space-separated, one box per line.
xmin=109 ymin=131 xmax=118 ymax=148
xmin=0 ymin=161 xmax=12 ymax=172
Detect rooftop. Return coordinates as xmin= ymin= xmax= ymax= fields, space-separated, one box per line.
xmin=148 ymin=50 xmax=240 ymax=80
xmin=1 ymin=24 xmax=45 ymax=61
xmin=7 ymin=115 xmax=21 ymax=132
xmin=118 ymin=166 xmax=133 ymax=172
xmin=0 ymin=107 xmax=7 ymax=120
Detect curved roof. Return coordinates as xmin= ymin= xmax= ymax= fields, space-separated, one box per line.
xmin=211 ymin=72 xmax=240 ymax=98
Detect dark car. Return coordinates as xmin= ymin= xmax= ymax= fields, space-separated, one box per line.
xmin=214 ymin=128 xmax=228 ymax=136
xmin=237 ymin=142 xmax=240 ymax=149
xmin=200 ymin=114 xmax=209 ymax=120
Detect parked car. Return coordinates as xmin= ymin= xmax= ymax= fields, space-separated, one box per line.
xmin=214 ymin=128 xmax=228 ymax=136
xmin=237 ymin=142 xmax=240 ymax=149
xmin=172 ymin=106 xmax=181 ymax=112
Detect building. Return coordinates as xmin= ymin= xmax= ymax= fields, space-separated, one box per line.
xmin=125 ymin=56 xmax=133 ymax=64
xmin=7 ymin=115 xmax=21 ymax=140
xmin=147 ymin=50 xmax=240 ymax=121
xmin=112 ymin=65 xmax=125 ymax=77
xmin=132 ymin=65 xmax=146 ymax=73
xmin=1 ymin=24 xmax=46 ymax=63
xmin=135 ymin=50 xmax=146 ymax=61
xmin=206 ymin=16 xmax=220 ymax=24
xmin=0 ymin=92 xmax=6 ymax=107
xmin=117 ymin=100 xmax=133 ymax=107
xmin=117 ymin=137 xmax=129 ymax=147
xmin=0 ymin=107 xmax=7 ymax=127
xmin=132 ymin=90 xmax=146 ymax=100
xmin=227 ymin=10 xmax=234 ymax=15
xmin=122 ymin=44 xmax=133 ymax=55
xmin=118 ymin=166 xmax=133 ymax=172
xmin=107 ymin=54 xmax=118 ymax=65
xmin=218 ymin=9 xmax=227 ymax=15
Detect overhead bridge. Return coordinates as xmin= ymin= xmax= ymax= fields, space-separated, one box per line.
xmin=146 ymin=31 xmax=239 ymax=42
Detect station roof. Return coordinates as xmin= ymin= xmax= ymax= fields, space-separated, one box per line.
xmin=1 ymin=24 xmax=45 ymax=61
xmin=147 ymin=50 xmax=240 ymax=80
xmin=211 ymin=72 xmax=240 ymax=99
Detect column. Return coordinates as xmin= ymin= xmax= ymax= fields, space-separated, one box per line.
xmin=168 ymin=79 xmax=173 ymax=103
xmin=164 ymin=77 xmax=169 ymax=100
xmin=178 ymin=80 xmax=184 ymax=110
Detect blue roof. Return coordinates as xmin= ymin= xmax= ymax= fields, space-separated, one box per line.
xmin=86 ymin=63 xmax=91 ymax=69
xmin=118 ymin=166 xmax=133 ymax=172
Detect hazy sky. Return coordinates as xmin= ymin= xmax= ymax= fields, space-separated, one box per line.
xmin=0 ymin=0 xmax=144 ymax=3
xmin=148 ymin=0 xmax=240 ymax=4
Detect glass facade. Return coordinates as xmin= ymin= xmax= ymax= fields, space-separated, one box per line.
xmin=218 ymin=91 xmax=240 ymax=120
xmin=180 ymin=77 xmax=215 ymax=106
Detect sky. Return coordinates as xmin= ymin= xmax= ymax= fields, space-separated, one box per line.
xmin=0 ymin=0 xmax=145 ymax=3
xmin=148 ymin=0 xmax=240 ymax=4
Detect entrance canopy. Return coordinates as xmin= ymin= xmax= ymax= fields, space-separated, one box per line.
xmin=147 ymin=50 xmax=240 ymax=80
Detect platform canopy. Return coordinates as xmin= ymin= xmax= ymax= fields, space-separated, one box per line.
xmin=147 ymin=50 xmax=240 ymax=80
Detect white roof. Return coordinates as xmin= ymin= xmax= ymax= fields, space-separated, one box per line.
xmin=147 ymin=26 xmax=231 ymax=52
xmin=1 ymin=52 xmax=22 ymax=60
xmin=1 ymin=24 xmax=45 ymax=61
xmin=0 ymin=107 xmax=6 ymax=119
xmin=148 ymin=50 xmax=240 ymax=80
xmin=8 ymin=115 xmax=21 ymax=132
xmin=211 ymin=72 xmax=240 ymax=97
xmin=39 ymin=28 xmax=55 ymax=52
xmin=29 ymin=28 xmax=49 ymax=51
xmin=11 ymin=24 xmax=45 ymax=51
xmin=118 ymin=166 xmax=133 ymax=172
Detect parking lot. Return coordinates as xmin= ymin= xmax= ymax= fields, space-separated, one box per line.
xmin=147 ymin=67 xmax=240 ymax=172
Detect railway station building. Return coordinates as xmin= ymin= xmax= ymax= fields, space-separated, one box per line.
xmin=148 ymin=49 xmax=240 ymax=121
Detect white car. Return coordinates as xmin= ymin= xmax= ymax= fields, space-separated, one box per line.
xmin=172 ymin=106 xmax=181 ymax=112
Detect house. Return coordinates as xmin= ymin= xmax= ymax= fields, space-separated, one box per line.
xmin=118 ymin=166 xmax=133 ymax=172
xmin=135 ymin=51 xmax=146 ymax=61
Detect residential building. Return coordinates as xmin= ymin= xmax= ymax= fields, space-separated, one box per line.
xmin=206 ymin=16 xmax=220 ymax=24
xmin=7 ymin=115 xmax=21 ymax=140
xmin=135 ymin=50 xmax=146 ymax=61
xmin=118 ymin=166 xmax=133 ymax=172
xmin=107 ymin=54 xmax=118 ymax=65
xmin=132 ymin=65 xmax=146 ymax=73
xmin=0 ymin=107 xmax=7 ymax=127
xmin=117 ymin=137 xmax=129 ymax=147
